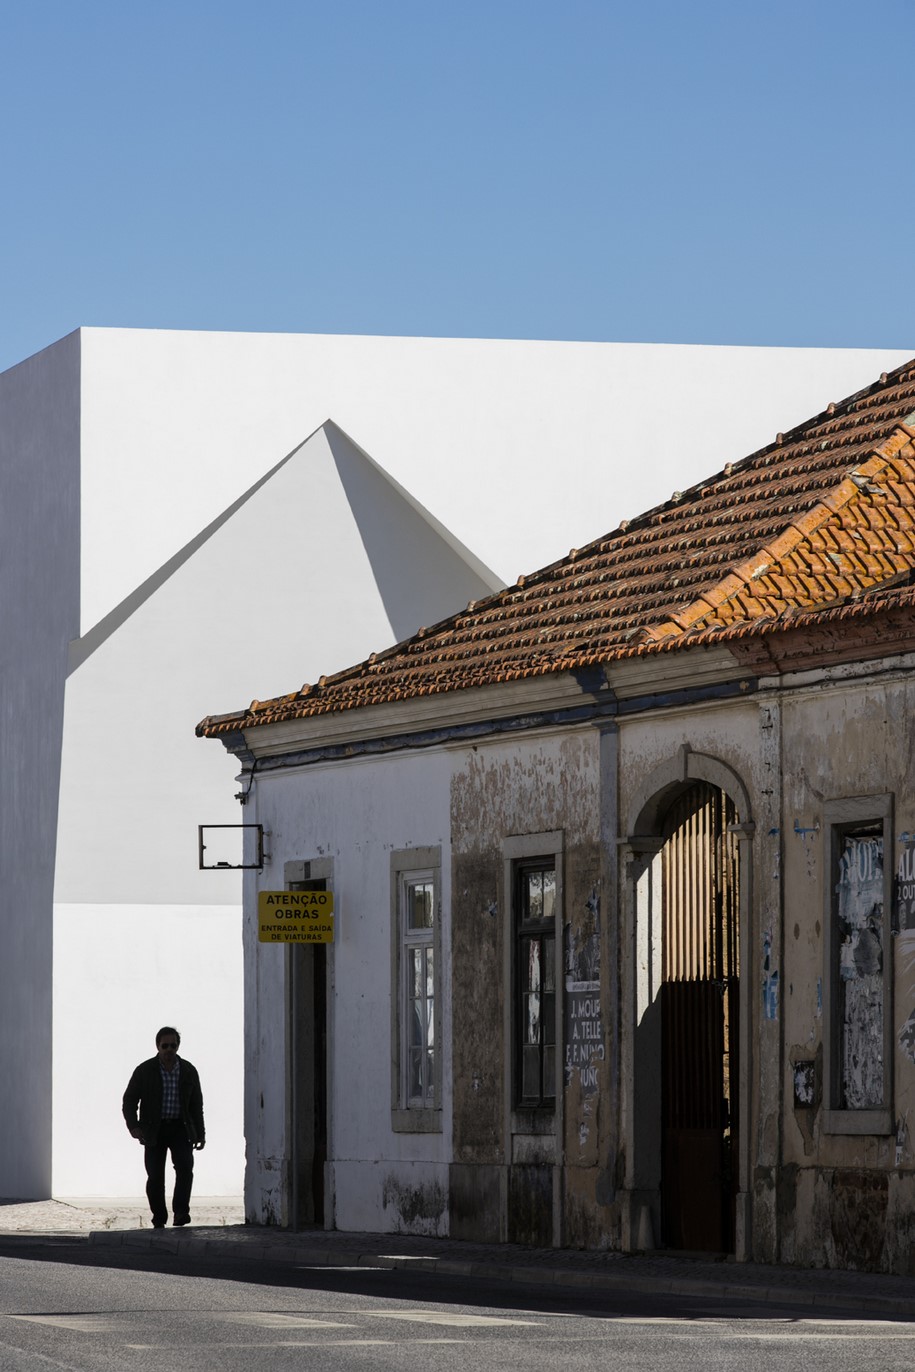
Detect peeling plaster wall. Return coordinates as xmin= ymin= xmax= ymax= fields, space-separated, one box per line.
xmin=244 ymin=653 xmax=915 ymax=1268
xmin=777 ymin=671 xmax=915 ymax=1272
xmin=449 ymin=727 xmax=604 ymax=1246
xmin=613 ymin=666 xmax=915 ymax=1273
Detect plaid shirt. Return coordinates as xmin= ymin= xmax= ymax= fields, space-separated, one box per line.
xmin=160 ymin=1059 xmax=181 ymax=1119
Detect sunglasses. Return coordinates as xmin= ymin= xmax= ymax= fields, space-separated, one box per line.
xmin=159 ymin=1043 xmax=178 ymax=1050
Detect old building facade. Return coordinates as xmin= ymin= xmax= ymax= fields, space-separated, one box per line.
xmin=10 ymin=327 xmax=885 ymax=1201
xmin=200 ymin=356 xmax=915 ymax=1270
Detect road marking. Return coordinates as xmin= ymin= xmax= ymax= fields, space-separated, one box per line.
xmin=794 ymin=1319 xmax=915 ymax=1330
xmin=223 ymin=1313 xmax=354 ymax=1329
xmin=602 ymin=1316 xmax=915 ymax=1335
xmin=603 ymin=1317 xmax=722 ymax=1326
xmin=7 ymin=1315 xmax=122 ymax=1333
xmin=369 ymin=1310 xmax=544 ymax=1327
xmin=0 ymin=1337 xmax=89 ymax=1372
xmin=730 ymin=1331 xmax=915 ymax=1341
xmin=298 ymin=1265 xmax=386 ymax=1272
xmin=125 ymin=1339 xmax=467 ymax=1349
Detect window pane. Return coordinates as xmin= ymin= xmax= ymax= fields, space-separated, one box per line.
xmin=543 ymin=1044 xmax=556 ymax=1099
xmin=523 ymin=934 xmax=542 ymax=1047
xmin=425 ymin=965 xmax=434 ymax=1042
xmin=542 ymin=870 xmax=556 ymax=921
xmin=524 ymin=989 xmax=541 ymax=1045
xmin=409 ymin=1046 xmax=422 ymax=1099
xmin=525 ymin=936 xmax=541 ymax=993
xmin=408 ymin=880 xmax=434 ymax=929
xmin=521 ymin=865 xmax=555 ymax=923
xmin=410 ymin=997 xmax=424 ymax=1046
xmin=836 ymin=831 xmax=884 ymax=1109
xmin=542 ymin=991 xmax=555 ymax=1046
xmin=525 ymin=871 xmax=543 ymax=921
xmin=522 ymin=1044 xmax=541 ymax=1100
xmin=411 ymin=948 xmax=423 ymax=997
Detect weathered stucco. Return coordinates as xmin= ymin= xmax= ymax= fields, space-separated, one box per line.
xmin=766 ymin=672 xmax=915 ymax=1269
xmin=239 ymin=643 xmax=915 ymax=1272
xmin=450 ymin=845 xmax=504 ymax=1166
xmin=449 ymin=728 xmax=605 ymax=1246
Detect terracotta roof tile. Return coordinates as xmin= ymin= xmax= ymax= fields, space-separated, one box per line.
xmin=198 ymin=359 xmax=915 ymax=737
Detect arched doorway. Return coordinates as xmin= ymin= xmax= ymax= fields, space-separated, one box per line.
xmin=660 ymin=781 xmax=739 ymax=1252
xmin=624 ymin=746 xmax=752 ymax=1259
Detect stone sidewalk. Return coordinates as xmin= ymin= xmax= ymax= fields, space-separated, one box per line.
xmin=0 ymin=1197 xmax=244 ymax=1233
xmin=3 ymin=1198 xmax=915 ymax=1318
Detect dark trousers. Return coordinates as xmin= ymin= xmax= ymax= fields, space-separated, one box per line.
xmin=144 ymin=1120 xmax=194 ymax=1224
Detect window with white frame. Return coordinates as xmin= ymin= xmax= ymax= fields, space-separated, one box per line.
xmin=822 ymin=795 xmax=894 ymax=1136
xmin=403 ymin=872 xmax=436 ymax=1105
xmin=391 ymin=847 xmax=442 ymax=1132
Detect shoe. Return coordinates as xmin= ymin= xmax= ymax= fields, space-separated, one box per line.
xmin=152 ymin=1221 xmax=166 ymax=1229
xmin=173 ymin=1214 xmax=191 ymax=1227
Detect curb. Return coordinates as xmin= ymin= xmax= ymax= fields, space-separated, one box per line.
xmin=86 ymin=1231 xmax=915 ymax=1319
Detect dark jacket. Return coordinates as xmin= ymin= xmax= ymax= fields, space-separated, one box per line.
xmin=122 ymin=1056 xmax=205 ymax=1148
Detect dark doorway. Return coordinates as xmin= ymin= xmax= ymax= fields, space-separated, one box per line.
xmin=660 ymin=782 xmax=739 ymax=1252
xmin=288 ymin=878 xmax=328 ymax=1229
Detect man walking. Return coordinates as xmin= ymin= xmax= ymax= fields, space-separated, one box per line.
xmin=122 ymin=1027 xmax=206 ymax=1229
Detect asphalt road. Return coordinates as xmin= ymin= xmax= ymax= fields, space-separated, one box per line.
xmin=1 ymin=1239 xmax=914 ymax=1372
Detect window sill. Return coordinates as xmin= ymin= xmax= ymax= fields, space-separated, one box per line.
xmin=822 ymin=1108 xmax=893 ymax=1136
xmin=391 ymin=1108 xmax=442 ymax=1134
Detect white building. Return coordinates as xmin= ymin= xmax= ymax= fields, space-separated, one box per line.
xmin=1 ymin=326 xmax=907 ymax=1201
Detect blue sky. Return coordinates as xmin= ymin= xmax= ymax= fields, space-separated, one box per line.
xmin=1 ymin=1 xmax=913 ymax=374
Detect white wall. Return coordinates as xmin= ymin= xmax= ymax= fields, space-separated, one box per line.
xmin=79 ymin=329 xmax=913 ymax=628
xmin=54 ymin=422 xmax=496 ymax=907
xmin=0 ymin=334 xmax=80 ymax=1198
xmin=248 ymin=748 xmax=454 ymax=1233
xmin=50 ymin=422 xmax=497 ymax=1196
xmin=52 ymin=904 xmax=244 ymax=1195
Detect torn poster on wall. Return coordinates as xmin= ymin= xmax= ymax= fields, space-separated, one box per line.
xmin=564 ymin=981 xmax=604 ymax=1095
xmin=563 ymin=892 xmax=603 ymax=1094
xmin=762 ymin=930 xmax=779 ymax=1021
xmin=897 ymin=840 xmax=915 ymax=931
xmin=793 ymin=1060 xmax=815 ymax=1107
xmin=896 ymin=929 xmax=915 ymax=1065
xmin=836 ymin=830 xmax=884 ymax=1109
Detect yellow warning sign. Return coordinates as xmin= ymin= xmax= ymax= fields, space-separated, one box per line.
xmin=257 ymin=890 xmax=335 ymax=944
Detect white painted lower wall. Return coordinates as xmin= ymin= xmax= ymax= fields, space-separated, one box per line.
xmin=246 ymin=748 xmax=455 ymax=1231
xmin=333 ymin=1160 xmax=451 ymax=1236
xmin=52 ymin=903 xmax=244 ymax=1197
